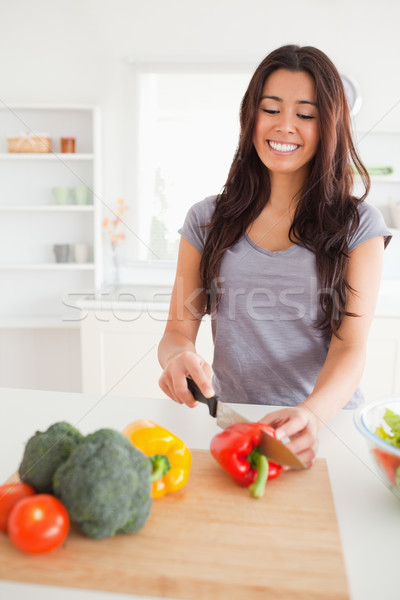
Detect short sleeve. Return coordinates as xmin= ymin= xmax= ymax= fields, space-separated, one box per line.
xmin=178 ymin=196 xmax=217 ymax=253
xmin=348 ymin=201 xmax=392 ymax=252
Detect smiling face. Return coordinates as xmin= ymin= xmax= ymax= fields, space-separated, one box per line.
xmin=253 ymin=69 xmax=320 ymax=182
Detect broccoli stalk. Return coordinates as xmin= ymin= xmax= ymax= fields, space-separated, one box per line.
xmin=18 ymin=422 xmax=84 ymax=493
xmin=149 ymin=454 xmax=171 ymax=482
xmin=53 ymin=429 xmax=153 ymax=539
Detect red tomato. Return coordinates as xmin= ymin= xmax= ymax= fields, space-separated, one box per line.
xmin=8 ymin=494 xmax=69 ymax=554
xmin=372 ymin=448 xmax=400 ymax=486
xmin=0 ymin=482 xmax=36 ymax=532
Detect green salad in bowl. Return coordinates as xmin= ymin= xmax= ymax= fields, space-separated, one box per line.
xmin=354 ymin=398 xmax=400 ymax=498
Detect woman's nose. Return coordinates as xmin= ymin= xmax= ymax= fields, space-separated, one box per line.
xmin=275 ymin=110 xmax=295 ymax=134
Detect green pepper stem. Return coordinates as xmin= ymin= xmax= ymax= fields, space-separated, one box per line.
xmin=248 ymin=449 xmax=269 ymax=499
xmin=149 ymin=454 xmax=171 ymax=482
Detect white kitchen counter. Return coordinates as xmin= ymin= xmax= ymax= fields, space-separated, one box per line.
xmin=0 ymin=387 xmax=399 ymax=600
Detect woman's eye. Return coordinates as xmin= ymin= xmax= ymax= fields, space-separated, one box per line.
xmin=297 ymin=114 xmax=315 ymax=120
xmin=261 ymin=109 xmax=279 ymax=114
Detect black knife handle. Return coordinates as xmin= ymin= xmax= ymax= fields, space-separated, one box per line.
xmin=186 ymin=377 xmax=218 ymax=418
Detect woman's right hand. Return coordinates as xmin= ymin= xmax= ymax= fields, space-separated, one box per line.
xmin=158 ymin=351 xmax=214 ymax=408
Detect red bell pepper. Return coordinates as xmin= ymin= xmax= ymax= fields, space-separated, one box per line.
xmin=210 ymin=422 xmax=282 ymax=498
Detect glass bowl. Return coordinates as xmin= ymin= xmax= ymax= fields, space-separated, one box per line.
xmin=354 ymin=397 xmax=400 ymax=499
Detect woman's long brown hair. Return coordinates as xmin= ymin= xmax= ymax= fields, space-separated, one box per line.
xmin=200 ymin=45 xmax=370 ymax=337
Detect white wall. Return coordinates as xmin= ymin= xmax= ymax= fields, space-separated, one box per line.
xmin=1 ymin=0 xmax=399 ymax=392
xmin=1 ymin=0 xmax=399 ymax=219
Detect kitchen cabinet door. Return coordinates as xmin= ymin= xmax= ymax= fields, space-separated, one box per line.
xmin=80 ymin=309 xmax=213 ymax=398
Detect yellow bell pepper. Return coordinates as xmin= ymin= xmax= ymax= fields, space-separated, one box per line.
xmin=122 ymin=420 xmax=191 ymax=499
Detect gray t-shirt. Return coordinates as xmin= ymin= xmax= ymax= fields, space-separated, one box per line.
xmin=179 ymin=195 xmax=392 ymax=409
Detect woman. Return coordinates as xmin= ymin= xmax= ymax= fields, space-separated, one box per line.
xmin=157 ymin=45 xmax=391 ymax=467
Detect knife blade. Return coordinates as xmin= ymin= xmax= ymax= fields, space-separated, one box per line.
xmin=186 ymin=377 xmax=306 ymax=469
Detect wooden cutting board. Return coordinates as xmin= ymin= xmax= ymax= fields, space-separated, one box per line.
xmin=0 ymin=451 xmax=349 ymax=600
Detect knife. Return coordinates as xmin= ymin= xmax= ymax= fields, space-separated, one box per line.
xmin=186 ymin=377 xmax=306 ymax=469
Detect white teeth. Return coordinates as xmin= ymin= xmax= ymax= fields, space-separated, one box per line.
xmin=269 ymin=141 xmax=299 ymax=152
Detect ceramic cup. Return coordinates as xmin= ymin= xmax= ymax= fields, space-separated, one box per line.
xmin=73 ymin=242 xmax=90 ymax=264
xmin=53 ymin=244 xmax=70 ymax=263
xmin=73 ymin=186 xmax=91 ymax=205
xmin=52 ymin=186 xmax=70 ymax=205
xmin=60 ymin=137 xmax=75 ymax=153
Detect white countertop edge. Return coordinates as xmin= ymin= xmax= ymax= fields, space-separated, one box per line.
xmin=77 ymin=301 xmax=171 ymax=312
xmin=75 ymin=279 xmax=400 ymax=317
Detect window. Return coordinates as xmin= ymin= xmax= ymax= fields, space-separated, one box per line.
xmin=131 ymin=65 xmax=252 ymax=263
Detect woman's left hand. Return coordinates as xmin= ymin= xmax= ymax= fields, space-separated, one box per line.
xmin=259 ymin=405 xmax=321 ymax=468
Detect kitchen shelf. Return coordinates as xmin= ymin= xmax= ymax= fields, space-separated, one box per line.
xmin=0 ymin=205 xmax=94 ymax=212
xmin=0 ymin=263 xmax=95 ymax=270
xmin=370 ymin=176 xmax=400 ymax=183
xmin=0 ymin=104 xmax=102 ymax=320
xmin=0 ymin=153 xmax=94 ymax=160
xmin=354 ymin=173 xmax=400 ymax=183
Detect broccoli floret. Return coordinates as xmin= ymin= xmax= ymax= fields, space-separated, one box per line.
xmin=53 ymin=428 xmax=153 ymax=539
xmin=19 ymin=421 xmax=84 ymax=493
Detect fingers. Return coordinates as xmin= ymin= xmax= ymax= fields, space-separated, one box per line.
xmin=274 ymin=413 xmax=307 ymax=441
xmin=186 ymin=363 xmax=215 ymax=398
xmin=285 ymin=431 xmax=319 ymax=468
xmin=170 ymin=374 xmax=200 ymax=408
xmin=259 ymin=410 xmax=291 ymax=435
xmin=158 ymin=350 xmax=214 ymax=408
xmin=159 ymin=371 xmax=198 ymax=407
xmin=266 ymin=407 xmax=315 ymax=441
xmin=158 ymin=377 xmax=184 ymax=405
xmin=260 ymin=407 xmax=319 ymax=468
xmin=293 ymin=442 xmax=319 ymax=468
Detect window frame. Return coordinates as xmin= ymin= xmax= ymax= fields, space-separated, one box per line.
xmin=120 ymin=59 xmax=256 ymax=288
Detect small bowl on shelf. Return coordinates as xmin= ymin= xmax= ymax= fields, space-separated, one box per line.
xmin=354 ymin=397 xmax=400 ymax=499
